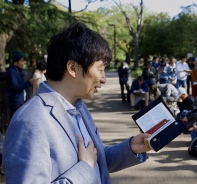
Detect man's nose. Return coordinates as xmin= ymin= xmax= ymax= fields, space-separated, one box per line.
xmin=101 ymin=73 xmax=106 ymax=84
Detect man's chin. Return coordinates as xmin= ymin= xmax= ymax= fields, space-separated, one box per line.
xmin=86 ymin=94 xmax=95 ymax=100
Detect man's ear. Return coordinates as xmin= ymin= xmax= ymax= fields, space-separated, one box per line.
xmin=67 ymin=60 xmax=77 ymax=78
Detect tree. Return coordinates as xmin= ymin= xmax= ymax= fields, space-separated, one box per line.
xmin=82 ymin=6 xmax=132 ymax=66
xmin=112 ymin=0 xmax=144 ymax=68
xmin=66 ymin=0 xmax=97 ymax=13
xmin=0 ymin=0 xmax=75 ymax=70
xmin=140 ymin=13 xmax=171 ymax=58
xmin=168 ymin=12 xmax=197 ymax=57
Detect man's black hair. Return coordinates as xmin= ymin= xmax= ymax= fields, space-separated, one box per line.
xmin=137 ymin=76 xmax=144 ymax=81
xmin=36 ymin=60 xmax=47 ymax=71
xmin=46 ymin=22 xmax=112 ymax=81
xmin=153 ymin=56 xmax=158 ymax=60
xmin=180 ymin=55 xmax=186 ymax=59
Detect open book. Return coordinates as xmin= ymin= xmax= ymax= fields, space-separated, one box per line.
xmin=132 ymin=96 xmax=186 ymax=152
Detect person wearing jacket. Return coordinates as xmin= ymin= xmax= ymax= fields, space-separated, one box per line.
xmin=130 ymin=76 xmax=149 ymax=110
xmin=118 ymin=61 xmax=130 ymax=103
xmin=6 ymin=50 xmax=34 ymax=118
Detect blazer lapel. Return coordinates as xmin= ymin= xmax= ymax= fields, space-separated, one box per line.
xmin=51 ymin=100 xmax=78 ymax=151
xmin=37 ymin=85 xmax=78 ymax=152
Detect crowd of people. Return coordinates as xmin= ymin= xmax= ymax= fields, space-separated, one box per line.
xmin=118 ymin=55 xmax=197 ymax=157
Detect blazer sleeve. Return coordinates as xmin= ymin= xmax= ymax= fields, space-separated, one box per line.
xmin=104 ymin=138 xmax=148 ymax=173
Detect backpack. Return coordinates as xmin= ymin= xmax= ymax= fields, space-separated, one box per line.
xmin=188 ymin=137 xmax=197 ymax=157
xmin=135 ymin=99 xmax=145 ymax=110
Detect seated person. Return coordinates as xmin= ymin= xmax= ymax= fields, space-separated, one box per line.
xmin=180 ymin=110 xmax=197 ymax=157
xmin=179 ymin=109 xmax=197 ymax=130
xmin=177 ymin=87 xmax=194 ymax=115
xmin=130 ymin=76 xmax=149 ymax=110
xmin=191 ymin=122 xmax=197 ymax=140
xmin=158 ymin=83 xmax=178 ymax=98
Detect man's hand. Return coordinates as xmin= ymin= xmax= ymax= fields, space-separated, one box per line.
xmin=177 ymin=98 xmax=183 ymax=102
xmin=78 ymin=135 xmax=97 ymax=169
xmin=130 ymin=133 xmax=151 ymax=154
xmin=193 ymin=122 xmax=197 ymax=132
xmin=29 ymin=78 xmax=37 ymax=84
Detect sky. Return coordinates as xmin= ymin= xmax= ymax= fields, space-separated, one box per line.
xmin=57 ymin=0 xmax=196 ymax=18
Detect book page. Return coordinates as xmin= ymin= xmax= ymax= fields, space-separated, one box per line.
xmin=136 ymin=102 xmax=175 ymax=133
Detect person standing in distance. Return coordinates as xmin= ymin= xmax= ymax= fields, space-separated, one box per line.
xmin=6 ymin=50 xmax=35 ymax=118
xmin=32 ymin=60 xmax=47 ymax=96
xmin=118 ymin=61 xmax=130 ymax=103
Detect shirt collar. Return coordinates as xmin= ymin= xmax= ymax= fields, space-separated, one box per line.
xmin=42 ymin=81 xmax=83 ymax=112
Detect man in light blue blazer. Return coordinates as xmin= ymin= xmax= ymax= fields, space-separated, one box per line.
xmin=3 ymin=22 xmax=151 ymax=184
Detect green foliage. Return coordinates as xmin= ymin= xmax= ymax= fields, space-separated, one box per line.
xmin=140 ymin=10 xmax=197 ymax=58
xmin=131 ymin=67 xmax=142 ymax=78
xmin=1 ymin=0 xmax=76 ymax=64
xmin=1 ymin=0 xmax=197 ymax=67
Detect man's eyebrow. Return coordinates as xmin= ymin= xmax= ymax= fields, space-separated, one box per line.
xmin=97 ymin=62 xmax=106 ymax=67
xmin=102 ymin=61 xmax=108 ymax=66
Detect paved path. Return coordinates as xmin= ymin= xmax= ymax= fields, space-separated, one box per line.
xmin=0 ymin=71 xmax=196 ymax=183
xmin=85 ymin=71 xmax=197 ymax=184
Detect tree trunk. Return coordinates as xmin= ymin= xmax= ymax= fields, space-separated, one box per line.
xmin=133 ymin=33 xmax=139 ymax=69
xmin=68 ymin=0 xmax=72 ymax=13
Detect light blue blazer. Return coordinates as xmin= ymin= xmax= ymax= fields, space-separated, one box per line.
xmin=3 ymin=82 xmax=147 ymax=184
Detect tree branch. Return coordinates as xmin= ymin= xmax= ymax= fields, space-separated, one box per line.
xmin=112 ymin=0 xmax=134 ymax=35
xmin=73 ymin=0 xmax=97 ymax=14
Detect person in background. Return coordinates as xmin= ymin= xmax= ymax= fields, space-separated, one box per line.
xmin=151 ymin=56 xmax=160 ymax=81
xmin=191 ymin=122 xmax=197 ymax=140
xmin=130 ymin=76 xmax=149 ymax=110
xmin=186 ymin=57 xmax=195 ymax=94
xmin=5 ymin=50 xmax=35 ymax=118
xmin=158 ymin=83 xmax=178 ymax=98
xmin=142 ymin=61 xmax=159 ymax=101
xmin=176 ymin=87 xmax=194 ymax=117
xmin=118 ymin=61 xmax=130 ymax=103
xmin=180 ymin=111 xmax=197 ymax=156
xmin=167 ymin=57 xmax=177 ymax=86
xmin=191 ymin=57 xmax=197 ymax=98
xmin=32 ymin=60 xmax=47 ymax=96
xmin=158 ymin=59 xmax=169 ymax=84
xmin=175 ymin=55 xmax=191 ymax=89
xmin=180 ymin=110 xmax=197 ymax=133
xmin=3 ymin=22 xmax=151 ymax=184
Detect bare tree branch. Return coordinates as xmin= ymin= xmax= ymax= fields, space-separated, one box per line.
xmin=73 ymin=0 xmax=97 ymax=14
xmin=137 ymin=0 xmax=143 ymax=32
xmin=112 ymin=0 xmax=144 ymax=68
xmin=55 ymin=0 xmax=97 ymax=13
xmin=112 ymin=0 xmax=134 ymax=35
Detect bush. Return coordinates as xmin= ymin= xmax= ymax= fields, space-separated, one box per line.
xmin=131 ymin=67 xmax=143 ymax=78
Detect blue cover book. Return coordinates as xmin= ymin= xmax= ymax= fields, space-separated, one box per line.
xmin=132 ymin=96 xmax=187 ymax=152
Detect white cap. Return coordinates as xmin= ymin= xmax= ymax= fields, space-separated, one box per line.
xmin=177 ymin=87 xmax=187 ymax=99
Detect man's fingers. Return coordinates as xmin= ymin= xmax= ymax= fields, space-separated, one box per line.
xmin=87 ymin=140 xmax=94 ymax=148
xmin=78 ymin=135 xmax=84 ymax=150
xmin=144 ymin=138 xmax=151 ymax=151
